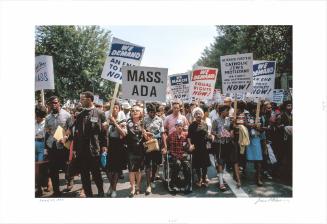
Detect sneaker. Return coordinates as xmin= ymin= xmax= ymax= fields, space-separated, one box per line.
xmin=145 ymin=186 xmax=151 ymax=195
xmin=150 ymin=182 xmax=156 ymax=189
xmin=111 ymin=191 xmax=117 ymax=198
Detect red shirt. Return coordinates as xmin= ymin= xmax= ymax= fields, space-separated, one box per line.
xmin=168 ymin=131 xmax=188 ymax=160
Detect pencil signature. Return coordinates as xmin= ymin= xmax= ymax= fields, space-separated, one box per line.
xmin=39 ymin=198 xmax=64 ymax=203
xmin=254 ymin=198 xmax=290 ymax=205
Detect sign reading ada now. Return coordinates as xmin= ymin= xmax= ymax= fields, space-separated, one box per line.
xmin=220 ymin=53 xmax=253 ymax=94
xmin=190 ymin=67 xmax=218 ymax=101
xmin=169 ymin=72 xmax=191 ymax=101
xmin=122 ymin=66 xmax=168 ymax=102
xmin=35 ymin=55 xmax=55 ymax=91
xmin=101 ymin=37 xmax=145 ymax=84
xmin=248 ymin=60 xmax=276 ymax=99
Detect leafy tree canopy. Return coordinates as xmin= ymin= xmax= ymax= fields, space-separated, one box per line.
xmin=196 ymin=25 xmax=292 ymax=89
xmin=35 ymin=25 xmax=114 ymax=103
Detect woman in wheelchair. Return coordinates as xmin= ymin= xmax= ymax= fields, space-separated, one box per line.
xmin=165 ymin=119 xmax=191 ymax=192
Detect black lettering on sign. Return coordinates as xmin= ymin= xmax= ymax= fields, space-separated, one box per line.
xmin=127 ymin=70 xmax=138 ymax=81
xmin=36 ymin=72 xmax=49 ymax=82
xmin=154 ymin=72 xmax=161 ymax=83
xmin=146 ymin=72 xmax=153 ymax=82
xmin=139 ymin=71 xmax=145 ymax=82
xmin=131 ymin=85 xmax=157 ymax=97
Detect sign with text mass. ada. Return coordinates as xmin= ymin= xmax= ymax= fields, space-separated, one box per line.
xmin=122 ymin=66 xmax=168 ymax=102
xmin=190 ymin=67 xmax=218 ymax=101
xmin=101 ymin=37 xmax=145 ymax=84
xmin=35 ymin=55 xmax=55 ymax=91
xmin=220 ymin=53 xmax=253 ymax=94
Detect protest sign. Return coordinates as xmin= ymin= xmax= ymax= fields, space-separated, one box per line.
xmin=272 ymin=89 xmax=284 ymax=105
xmin=220 ymin=53 xmax=253 ymax=94
xmin=230 ymin=92 xmax=246 ymax=101
xmin=35 ymin=55 xmax=55 ymax=91
xmin=248 ymin=60 xmax=276 ymax=99
xmin=101 ymin=37 xmax=145 ymax=84
xmin=169 ymin=72 xmax=191 ymax=101
xmin=190 ymin=67 xmax=218 ymax=101
xmin=122 ymin=66 xmax=168 ymax=102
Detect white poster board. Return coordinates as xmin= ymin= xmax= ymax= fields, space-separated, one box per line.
xmin=272 ymin=89 xmax=284 ymax=105
xmin=249 ymin=60 xmax=276 ymax=99
xmin=101 ymin=37 xmax=145 ymax=84
xmin=190 ymin=67 xmax=218 ymax=101
xmin=220 ymin=53 xmax=253 ymax=94
xmin=169 ymin=72 xmax=191 ymax=101
xmin=35 ymin=55 xmax=55 ymax=91
xmin=122 ymin=66 xmax=168 ymax=102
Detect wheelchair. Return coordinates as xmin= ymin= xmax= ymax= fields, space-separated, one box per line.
xmin=163 ymin=151 xmax=193 ymax=193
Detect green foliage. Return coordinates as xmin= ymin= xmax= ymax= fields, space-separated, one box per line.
xmin=35 ymin=25 xmax=114 ymax=103
xmin=196 ymin=25 xmax=292 ymax=89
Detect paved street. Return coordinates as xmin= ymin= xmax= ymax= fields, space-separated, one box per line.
xmin=38 ymin=155 xmax=292 ymax=198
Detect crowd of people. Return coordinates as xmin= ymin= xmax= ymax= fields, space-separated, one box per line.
xmin=35 ymin=91 xmax=293 ymax=198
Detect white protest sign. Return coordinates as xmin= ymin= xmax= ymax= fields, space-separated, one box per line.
xmin=272 ymin=89 xmax=284 ymax=105
xmin=169 ymin=72 xmax=191 ymax=101
xmin=230 ymin=92 xmax=246 ymax=101
xmin=249 ymin=60 xmax=276 ymax=99
xmin=220 ymin=53 xmax=253 ymax=94
xmin=190 ymin=67 xmax=218 ymax=101
xmin=101 ymin=37 xmax=145 ymax=84
xmin=35 ymin=55 xmax=55 ymax=91
xmin=122 ymin=66 xmax=168 ymax=102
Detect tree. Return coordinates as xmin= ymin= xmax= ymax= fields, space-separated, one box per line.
xmin=196 ymin=25 xmax=292 ymax=89
xmin=35 ymin=25 xmax=114 ymax=103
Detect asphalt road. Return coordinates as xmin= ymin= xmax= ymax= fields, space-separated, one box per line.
xmin=38 ymin=154 xmax=292 ymax=198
